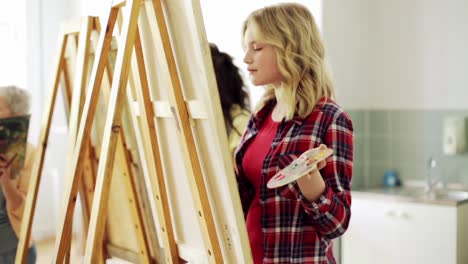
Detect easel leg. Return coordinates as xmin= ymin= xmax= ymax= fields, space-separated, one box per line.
xmin=146 ymin=0 xmax=223 ymax=262
xmin=83 ymin=0 xmax=143 ymax=262
xmin=53 ymin=6 xmax=119 ymax=263
xmin=126 ymin=19 xmax=179 ymax=263
xmin=15 ymin=31 xmax=70 ymax=264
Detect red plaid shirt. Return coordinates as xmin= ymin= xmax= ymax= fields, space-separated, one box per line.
xmin=235 ymin=97 xmax=354 ymax=263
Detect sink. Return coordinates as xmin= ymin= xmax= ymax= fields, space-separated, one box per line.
xmin=363 ymin=187 xmax=468 ymax=203
xmin=369 ymin=187 xmax=425 ymax=196
xmin=418 ymin=190 xmax=468 ymax=201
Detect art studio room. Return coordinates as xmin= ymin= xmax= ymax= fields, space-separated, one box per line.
xmin=1 ymin=0 xmax=468 ymax=263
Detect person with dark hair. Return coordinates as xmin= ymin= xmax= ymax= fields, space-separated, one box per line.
xmin=209 ymin=43 xmax=251 ymax=157
xmin=0 ymin=85 xmax=37 ymax=263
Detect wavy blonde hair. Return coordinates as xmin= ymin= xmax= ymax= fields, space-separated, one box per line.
xmin=243 ymin=3 xmax=334 ymax=120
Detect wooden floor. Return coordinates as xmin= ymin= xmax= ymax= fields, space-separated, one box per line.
xmin=35 ymin=236 xmax=134 ymax=263
xmin=35 ymin=236 xmax=82 ymax=263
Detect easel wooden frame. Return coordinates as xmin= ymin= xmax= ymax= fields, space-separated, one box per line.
xmin=47 ymin=1 xmax=167 ymax=263
xmin=54 ymin=11 xmax=153 ymax=263
xmin=54 ymin=0 xmax=224 ymax=262
xmin=46 ymin=2 xmax=156 ymax=262
xmin=54 ymin=0 xmax=252 ymax=262
xmin=15 ymin=17 xmax=95 ymax=263
xmin=20 ymin=0 xmax=253 ymax=262
xmin=15 ymin=16 xmax=154 ymax=264
xmin=92 ymin=16 xmax=162 ymax=263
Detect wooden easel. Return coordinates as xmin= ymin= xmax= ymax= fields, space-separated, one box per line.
xmin=15 ymin=16 xmax=156 ymax=264
xmin=43 ymin=1 xmax=159 ymax=262
xmin=54 ymin=0 xmax=254 ymax=262
xmin=15 ymin=17 xmax=96 ymax=263
xmin=52 ymin=0 xmax=225 ymax=263
xmin=21 ymin=0 xmax=253 ymax=262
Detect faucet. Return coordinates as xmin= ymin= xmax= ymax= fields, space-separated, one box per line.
xmin=425 ymin=156 xmax=447 ymax=193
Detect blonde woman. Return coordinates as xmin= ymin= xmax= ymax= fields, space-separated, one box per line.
xmin=0 ymin=85 xmax=36 ymax=263
xmin=235 ymin=3 xmax=354 ymax=263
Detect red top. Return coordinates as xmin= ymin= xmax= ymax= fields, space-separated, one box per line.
xmin=242 ymin=110 xmax=280 ymax=264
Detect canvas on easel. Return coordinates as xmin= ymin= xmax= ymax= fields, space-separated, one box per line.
xmin=135 ymin=0 xmax=253 ymax=262
xmin=0 ymin=114 xmax=30 ymax=179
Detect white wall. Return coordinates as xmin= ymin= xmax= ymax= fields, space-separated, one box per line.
xmin=0 ymin=1 xmax=27 ymax=88
xmin=323 ymin=0 xmax=468 ymax=110
xmin=321 ymin=0 xmax=369 ymax=110
xmin=27 ymin=0 xmax=82 ymax=140
xmin=25 ymin=0 xmax=83 ymax=239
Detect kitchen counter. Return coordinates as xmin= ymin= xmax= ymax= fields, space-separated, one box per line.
xmin=343 ymin=183 xmax=468 ymax=264
xmin=352 ymin=182 xmax=468 ymax=206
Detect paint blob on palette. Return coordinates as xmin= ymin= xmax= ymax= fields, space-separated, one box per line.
xmin=267 ymin=148 xmax=334 ymax=189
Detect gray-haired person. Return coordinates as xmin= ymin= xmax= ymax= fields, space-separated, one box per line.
xmin=0 ymin=85 xmax=37 ymax=263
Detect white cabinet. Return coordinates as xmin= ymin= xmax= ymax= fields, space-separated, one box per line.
xmin=342 ymin=196 xmax=468 ymax=264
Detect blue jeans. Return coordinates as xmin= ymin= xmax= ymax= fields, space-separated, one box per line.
xmin=0 ymin=245 xmax=36 ymax=264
